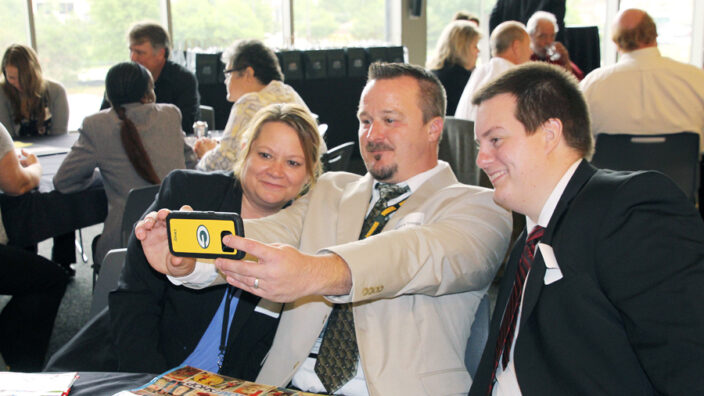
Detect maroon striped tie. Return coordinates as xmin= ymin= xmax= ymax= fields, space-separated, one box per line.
xmin=487 ymin=225 xmax=545 ymax=394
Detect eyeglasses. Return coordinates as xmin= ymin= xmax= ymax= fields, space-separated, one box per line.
xmin=223 ymin=66 xmax=245 ymax=76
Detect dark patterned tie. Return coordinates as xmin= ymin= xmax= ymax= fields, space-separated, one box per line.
xmin=314 ymin=182 xmax=410 ymax=393
xmin=487 ymin=225 xmax=545 ymax=394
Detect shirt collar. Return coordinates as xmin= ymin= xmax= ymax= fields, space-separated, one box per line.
xmin=526 ymin=159 xmax=581 ymax=232
xmin=371 ymin=161 xmax=447 ymax=204
xmin=620 ymin=47 xmax=661 ymax=63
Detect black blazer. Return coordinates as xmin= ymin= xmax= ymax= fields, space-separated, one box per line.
xmin=432 ymin=63 xmax=471 ymax=116
xmin=109 ymin=169 xmax=281 ymax=380
xmin=470 ymin=160 xmax=704 ymax=395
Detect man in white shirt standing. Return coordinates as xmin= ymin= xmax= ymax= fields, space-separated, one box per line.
xmin=580 ymin=8 xmax=704 ymax=153
xmin=469 ymin=62 xmax=704 ymax=395
xmin=136 ymin=62 xmax=513 ymax=395
xmin=455 ymin=21 xmax=532 ymax=121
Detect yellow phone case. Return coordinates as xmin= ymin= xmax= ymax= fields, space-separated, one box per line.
xmin=167 ymin=211 xmax=245 ymax=259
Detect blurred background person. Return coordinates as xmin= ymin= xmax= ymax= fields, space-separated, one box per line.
xmin=455 ymin=21 xmax=531 ymax=121
xmin=489 ymin=0 xmax=566 ymax=43
xmin=0 ymin=122 xmax=68 ymax=371
xmin=0 ymin=44 xmax=68 ymax=137
xmin=194 ymin=39 xmax=309 ymax=172
xmin=527 ymin=11 xmax=583 ymax=80
xmin=54 ymin=62 xmax=195 ymax=265
xmin=101 ymin=22 xmax=200 ymax=134
xmin=427 ymin=20 xmax=482 ymax=115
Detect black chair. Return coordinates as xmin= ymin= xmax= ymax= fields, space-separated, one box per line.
xmin=322 ymin=142 xmax=355 ymax=172
xmin=439 ymin=117 xmax=480 ymax=185
xmin=120 ymin=185 xmax=161 ymax=247
xmin=590 ymin=132 xmax=700 ymax=204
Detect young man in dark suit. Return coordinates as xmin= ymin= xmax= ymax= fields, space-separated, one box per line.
xmin=470 ymin=62 xmax=704 ymax=395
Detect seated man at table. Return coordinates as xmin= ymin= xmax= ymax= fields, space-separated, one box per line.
xmin=101 ymin=22 xmax=200 ymax=133
xmin=0 ymin=123 xmax=68 ymax=371
xmin=138 ymin=62 xmax=512 ymax=395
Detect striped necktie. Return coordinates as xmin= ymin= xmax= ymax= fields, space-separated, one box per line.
xmin=488 ymin=225 xmax=545 ymax=394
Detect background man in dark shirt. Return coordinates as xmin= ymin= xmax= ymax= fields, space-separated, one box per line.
xmin=101 ymin=22 xmax=200 ymax=133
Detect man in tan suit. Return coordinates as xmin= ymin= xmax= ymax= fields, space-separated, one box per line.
xmin=137 ymin=62 xmax=512 ymax=395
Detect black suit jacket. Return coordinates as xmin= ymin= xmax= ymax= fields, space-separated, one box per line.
xmin=470 ymin=160 xmax=704 ymax=395
xmin=109 ymin=169 xmax=280 ymax=380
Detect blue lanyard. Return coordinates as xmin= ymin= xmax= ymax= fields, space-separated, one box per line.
xmin=217 ymin=286 xmax=235 ymax=369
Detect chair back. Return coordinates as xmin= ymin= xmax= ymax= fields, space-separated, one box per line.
xmin=89 ymin=248 xmax=127 ymax=319
xmin=198 ymin=105 xmax=215 ymax=132
xmin=322 ymin=141 xmax=355 ymax=172
xmin=120 ymin=185 xmax=160 ymax=247
xmin=465 ymin=294 xmax=491 ymax=378
xmin=591 ymin=132 xmax=700 ymax=204
xmin=439 ymin=117 xmax=480 ymax=185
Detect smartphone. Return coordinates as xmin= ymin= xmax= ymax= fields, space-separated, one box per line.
xmin=166 ymin=210 xmax=245 ymax=259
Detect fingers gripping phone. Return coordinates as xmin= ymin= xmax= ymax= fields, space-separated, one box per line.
xmin=166 ymin=211 xmax=245 ymax=259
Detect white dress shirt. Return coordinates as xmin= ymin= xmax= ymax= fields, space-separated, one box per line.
xmin=580 ymin=47 xmax=704 ymax=153
xmin=493 ymin=160 xmax=581 ymax=395
xmin=455 ymin=57 xmax=516 ymax=121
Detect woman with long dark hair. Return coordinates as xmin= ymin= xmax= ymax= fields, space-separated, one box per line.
xmin=54 ymin=61 xmax=195 ymax=264
xmin=0 ymin=44 xmax=69 ymax=137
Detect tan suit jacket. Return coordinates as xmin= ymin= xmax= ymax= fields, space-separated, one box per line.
xmin=230 ymin=163 xmax=512 ymax=395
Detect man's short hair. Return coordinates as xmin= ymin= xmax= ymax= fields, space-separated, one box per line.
xmin=128 ymin=22 xmax=171 ymax=59
xmin=222 ymin=39 xmax=283 ymax=85
xmin=367 ymin=62 xmax=446 ymax=123
xmin=612 ymin=11 xmax=658 ymax=51
xmin=526 ymin=11 xmax=559 ymax=35
xmin=491 ymin=21 xmax=528 ymax=57
xmin=472 ymin=63 xmax=593 ymax=157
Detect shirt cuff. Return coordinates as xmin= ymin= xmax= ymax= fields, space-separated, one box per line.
xmin=166 ymin=261 xmax=218 ymax=289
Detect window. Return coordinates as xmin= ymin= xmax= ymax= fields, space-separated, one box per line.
xmin=171 ymin=0 xmax=285 ymax=50
xmin=34 ymin=0 xmax=161 ymax=130
xmin=0 ymin=1 xmax=30 ymax=51
xmin=426 ymin=0 xmax=497 ymax=66
xmin=294 ymin=0 xmax=388 ymax=47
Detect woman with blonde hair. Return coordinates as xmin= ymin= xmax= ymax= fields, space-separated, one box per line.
xmin=0 ymin=44 xmax=69 ymax=137
xmin=46 ymin=103 xmax=323 ymax=379
xmin=427 ymin=20 xmax=482 ymax=115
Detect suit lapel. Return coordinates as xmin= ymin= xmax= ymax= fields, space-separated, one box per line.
xmin=519 ymin=160 xmax=596 ymax=327
xmin=383 ymin=163 xmax=459 ymax=230
xmin=227 ymin=288 xmax=260 ymax=342
xmin=337 ymin=165 xmax=458 ymax=239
